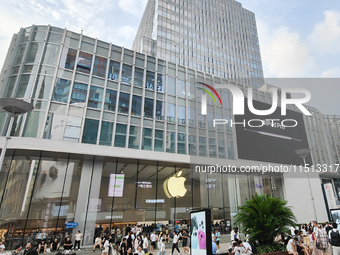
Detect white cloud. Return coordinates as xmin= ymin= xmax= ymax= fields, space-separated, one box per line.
xmin=308 ymin=10 xmax=340 ymax=55
xmin=109 ymin=25 xmax=138 ymax=47
xmin=118 ymin=0 xmax=148 ymax=16
xmin=257 ymin=10 xmax=340 ymax=78
xmin=258 ymin=21 xmax=318 ymax=77
xmin=321 ymin=67 xmax=340 ymax=78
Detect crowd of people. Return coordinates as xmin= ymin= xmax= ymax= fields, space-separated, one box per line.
xmin=92 ymin=224 xmax=189 ymax=255
xmin=286 ymin=221 xmax=340 ymax=255
xmin=0 ymin=231 xmax=83 ymax=255
xmin=4 ymin=220 xmax=340 ymax=255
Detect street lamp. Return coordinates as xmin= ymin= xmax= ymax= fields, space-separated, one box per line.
xmin=294 ymin=148 xmax=317 ymax=221
xmin=0 ymin=98 xmax=34 ymax=174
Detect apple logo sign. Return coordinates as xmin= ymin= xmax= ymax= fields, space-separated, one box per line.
xmin=163 ymin=171 xmax=187 ymax=198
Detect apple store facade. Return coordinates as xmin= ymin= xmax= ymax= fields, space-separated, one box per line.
xmin=0 ymin=25 xmax=286 ymax=247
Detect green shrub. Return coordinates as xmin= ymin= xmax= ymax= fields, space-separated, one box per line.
xmin=235 ymin=193 xmax=296 ymax=246
xmin=256 ymin=243 xmax=286 ymax=254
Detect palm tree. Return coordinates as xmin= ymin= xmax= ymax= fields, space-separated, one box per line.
xmin=234 ymin=193 xmax=296 ymax=245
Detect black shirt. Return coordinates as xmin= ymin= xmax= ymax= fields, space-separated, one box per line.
xmin=182 ymin=233 xmax=188 ymax=244
xmin=51 ymin=242 xmax=59 ymax=251
xmin=120 ymin=243 xmax=127 ymax=255
xmin=64 ymin=240 xmax=73 ymax=250
xmin=24 ymin=248 xmax=38 ymax=255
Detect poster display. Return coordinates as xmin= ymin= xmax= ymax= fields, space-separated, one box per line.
xmin=331 ymin=209 xmax=340 ymax=231
xmin=235 ymin=100 xmax=312 ymax=165
xmin=323 ymin=183 xmax=337 ymax=210
xmin=108 ymin=174 xmax=125 ymax=197
xmin=191 ymin=209 xmax=212 ymax=255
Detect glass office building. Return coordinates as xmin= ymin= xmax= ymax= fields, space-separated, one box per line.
xmin=132 ymin=0 xmax=265 ymax=88
xmin=0 ymin=25 xmax=284 ymax=248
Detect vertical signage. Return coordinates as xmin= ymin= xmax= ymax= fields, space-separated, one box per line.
xmin=324 ymin=183 xmax=337 ymax=209
xmin=108 ymin=174 xmax=125 ymax=197
xmin=191 ymin=209 xmax=212 ymax=255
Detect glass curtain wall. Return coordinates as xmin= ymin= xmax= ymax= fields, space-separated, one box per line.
xmin=0 ymin=152 xmax=285 ymax=249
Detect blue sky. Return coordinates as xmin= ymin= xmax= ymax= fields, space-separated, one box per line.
xmin=0 ymin=0 xmax=339 ymax=113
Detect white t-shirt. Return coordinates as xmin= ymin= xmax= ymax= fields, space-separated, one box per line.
xmin=287 ymin=239 xmax=295 ymax=253
xmin=173 ymin=234 xmax=179 ymax=243
xmin=136 ymin=228 xmax=141 ymax=235
xmin=136 ymin=251 xmax=145 ymax=255
xmin=103 ymin=240 xmax=109 ymax=253
xmin=0 ymin=244 xmax=5 ymax=250
xmin=151 ymin=233 xmax=157 ymax=242
xmin=95 ymin=237 xmax=102 ymax=244
xmin=243 ymin=242 xmax=252 ymax=253
xmin=230 ymin=231 xmax=235 ymax=241
xmin=161 ymin=243 xmax=165 ymax=251
xmin=143 ymin=237 xmax=148 ymax=249
xmin=290 ymin=227 xmax=296 ymax=236
xmin=75 ymin=233 xmax=82 ymax=241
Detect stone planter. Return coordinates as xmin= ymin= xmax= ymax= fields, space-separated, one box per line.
xmin=257 ymin=251 xmax=288 ymax=255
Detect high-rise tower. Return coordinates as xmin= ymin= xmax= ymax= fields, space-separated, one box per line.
xmin=132 ymin=0 xmax=264 ymax=87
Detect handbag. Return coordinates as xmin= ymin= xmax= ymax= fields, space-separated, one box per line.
xmin=316 ymin=240 xmax=321 ymax=249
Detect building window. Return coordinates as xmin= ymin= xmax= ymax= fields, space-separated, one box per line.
xmin=26 ymin=43 xmax=43 ymax=64
xmin=177 ymin=105 xmax=186 ymax=124
xmin=209 ymin=138 xmax=217 ymax=157
xmin=59 ymin=47 xmax=77 ymax=70
xmin=199 ymin=136 xmax=207 ymax=156
xmin=129 ymin=125 xmax=140 ymax=149
xmin=131 ymin=95 xmax=142 ymax=116
xmin=34 ymin=75 xmax=53 ymax=100
xmin=144 ymin=98 xmax=154 ymax=118
xmin=167 ymin=76 xmax=176 ymax=95
xmin=157 ymin=73 xmax=165 ymax=92
xmin=22 ymin=111 xmax=45 ymax=138
xmin=70 ymin=82 xmax=88 ymax=104
xmin=99 ymin=121 xmax=113 ymax=146
xmin=166 ymin=131 xmax=175 ymax=153
xmin=93 ymin=56 xmax=107 ymax=78
xmin=145 ymin=70 xmax=155 ymax=90
xmin=177 ymin=79 xmax=186 ymax=98
xmin=154 ymin=129 xmax=164 ymax=152
xmin=104 ymin=89 xmax=117 ymax=111
xmin=114 ymin=124 xmax=127 ymax=147
xmin=142 ymin=128 xmax=152 ymax=150
xmin=15 ymin=74 xmax=35 ymax=98
xmin=82 ymin=118 xmax=99 ymax=144
xmin=227 ymin=140 xmax=235 ymax=159
xmin=118 ymin=92 xmax=130 ymax=114
xmin=187 ymin=82 xmax=196 ymax=100
xmin=178 ymin=133 xmax=186 ymax=154
xmin=134 ymin=67 xmax=144 ymax=87
xmin=121 ymin=64 xmax=132 ymax=84
xmin=218 ymin=139 xmax=226 ymax=158
xmin=167 ymin=103 xmax=175 ymax=122
xmin=108 ymin=60 xmax=120 ymax=81
xmin=42 ymin=44 xmax=60 ymax=66
xmin=88 ymin=86 xmax=104 ymax=109
xmin=76 ymin=51 xmax=93 ymax=74
xmin=188 ymin=107 xmax=196 ymax=126
xmin=156 ymin=100 xmax=165 ymax=120
xmin=189 ymin=135 xmax=197 ymax=155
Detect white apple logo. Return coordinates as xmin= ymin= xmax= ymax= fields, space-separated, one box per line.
xmin=163 ymin=171 xmax=187 ymax=198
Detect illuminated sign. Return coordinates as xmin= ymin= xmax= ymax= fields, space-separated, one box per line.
xmin=137 ymin=181 xmax=152 ymax=188
xmin=163 ymin=171 xmax=187 ymax=198
xmin=146 ymin=199 xmax=165 ymax=204
xmin=108 ymin=174 xmax=125 ymax=197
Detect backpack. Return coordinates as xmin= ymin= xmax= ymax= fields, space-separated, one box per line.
xmin=284 ymin=236 xmax=291 ymax=246
xmin=249 ymin=243 xmax=257 ymax=254
xmin=331 ymin=230 xmax=340 ymax=246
